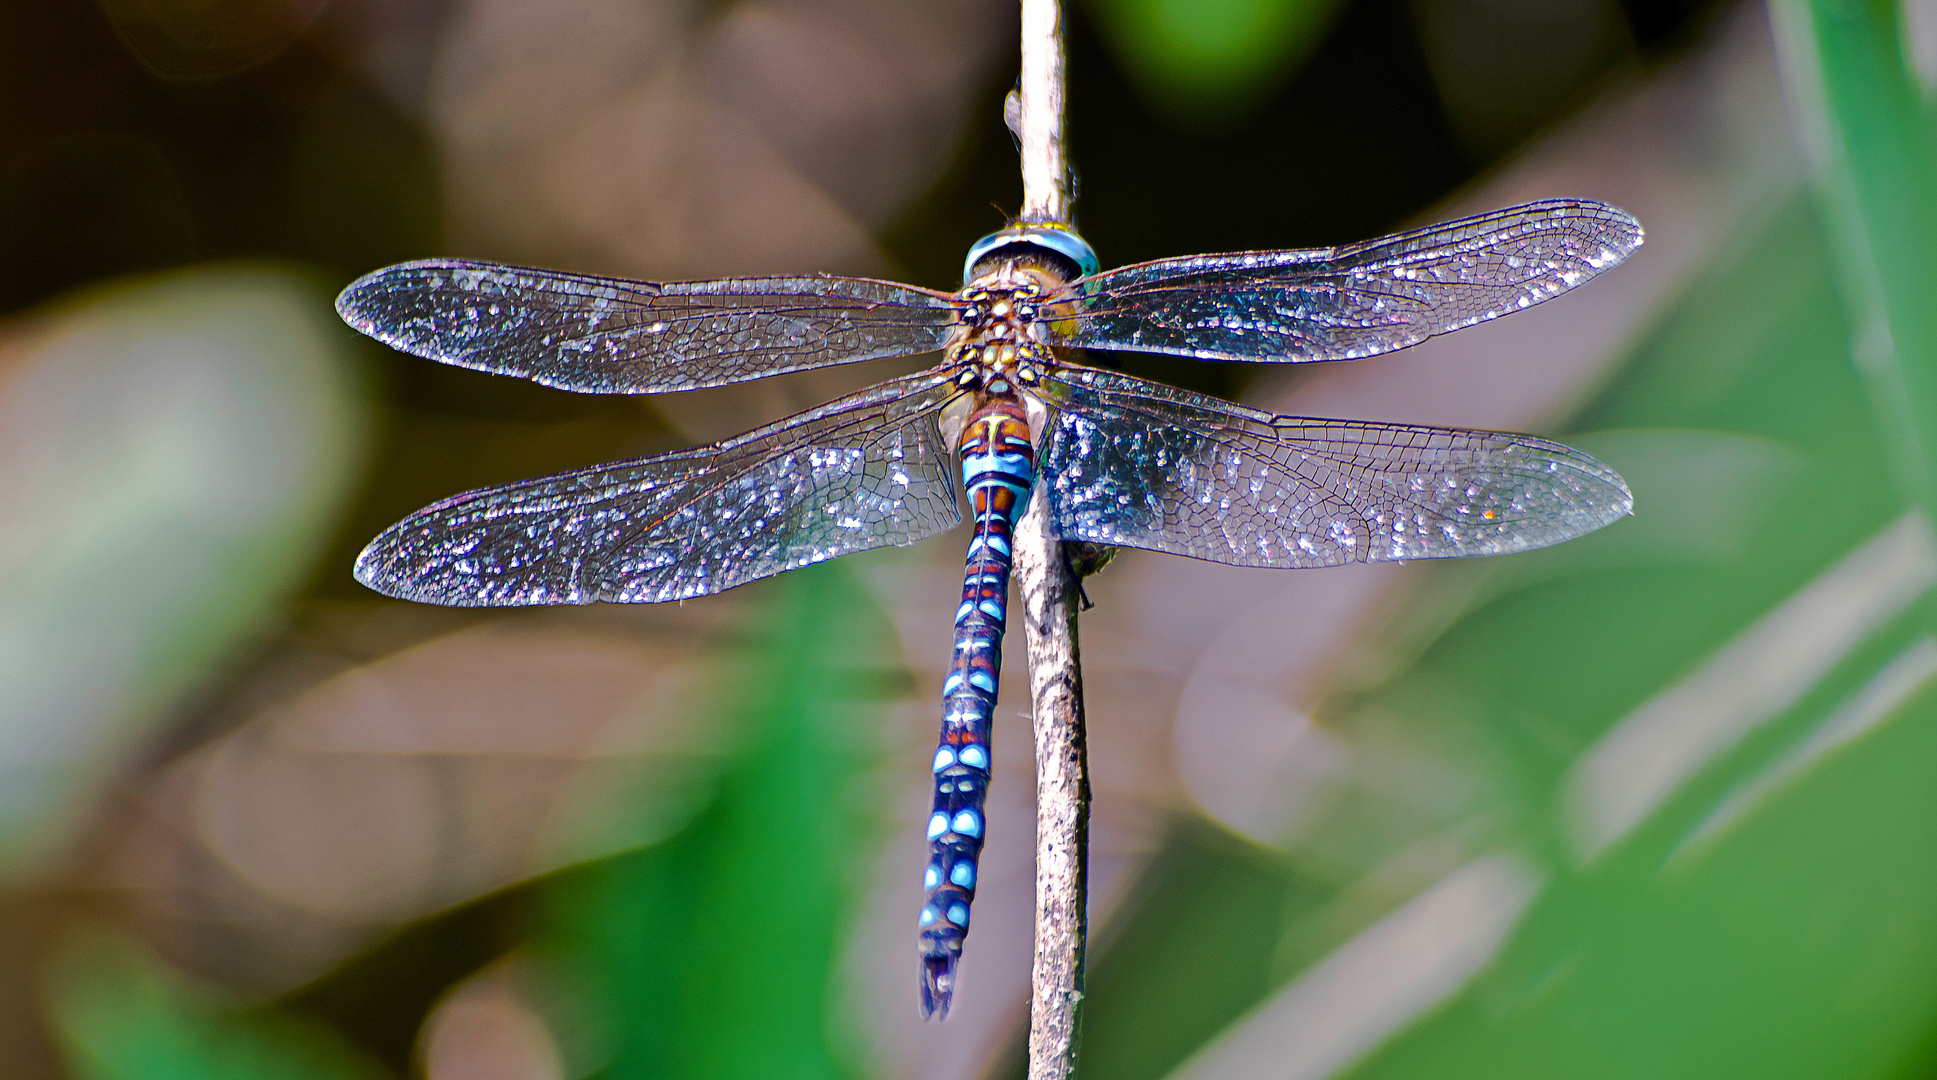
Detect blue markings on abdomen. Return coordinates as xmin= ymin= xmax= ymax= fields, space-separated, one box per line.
xmin=919 ymin=405 xmax=1036 ymax=1020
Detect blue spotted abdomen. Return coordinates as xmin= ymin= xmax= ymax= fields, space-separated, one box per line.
xmin=919 ymin=401 xmax=1035 ymax=1019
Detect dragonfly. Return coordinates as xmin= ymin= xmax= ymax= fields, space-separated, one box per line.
xmin=338 ymin=198 xmax=1641 ymax=1019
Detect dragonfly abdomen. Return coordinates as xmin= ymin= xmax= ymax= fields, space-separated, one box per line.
xmin=920 ymin=397 xmax=1036 ymax=1019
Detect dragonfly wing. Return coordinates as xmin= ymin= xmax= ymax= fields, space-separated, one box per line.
xmin=337 ymin=261 xmax=961 ymax=393
xmin=357 ymin=371 xmax=965 ymax=605
xmin=1038 ymin=367 xmax=1631 ymax=568
xmin=1055 ymin=199 xmax=1641 ymax=363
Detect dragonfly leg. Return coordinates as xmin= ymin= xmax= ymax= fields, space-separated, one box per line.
xmin=1060 ymin=540 xmax=1115 ymax=610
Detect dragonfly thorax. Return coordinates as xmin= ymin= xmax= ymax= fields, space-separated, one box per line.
xmin=947 ymin=272 xmax=1065 ymax=394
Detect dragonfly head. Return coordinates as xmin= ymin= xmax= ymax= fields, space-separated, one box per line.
xmin=964 ymin=224 xmax=1099 ymax=285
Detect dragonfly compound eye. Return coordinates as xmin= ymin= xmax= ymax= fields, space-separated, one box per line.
xmin=963 ymin=225 xmax=1101 ymax=283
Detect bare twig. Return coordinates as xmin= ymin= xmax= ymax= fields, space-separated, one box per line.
xmin=1016 ymin=0 xmax=1070 ymax=223
xmin=1015 ymin=494 xmax=1089 ymax=1080
xmin=1012 ymin=0 xmax=1088 ymax=1076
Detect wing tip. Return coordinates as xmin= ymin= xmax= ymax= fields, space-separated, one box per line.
xmin=1464 ymin=438 xmax=1633 ymax=553
xmin=353 ymin=502 xmax=617 ymax=608
xmin=333 ymin=270 xmax=381 ymax=331
xmin=334 ymin=259 xmax=480 ymax=334
xmin=352 ymin=544 xmax=581 ymax=608
xmin=1509 ymin=197 xmax=1644 ymax=259
xmin=351 ymin=520 xmax=500 ymax=608
xmin=1598 ymin=203 xmax=1645 ymax=257
xmin=351 ymin=530 xmax=447 ymax=606
xmin=1560 ymin=447 xmax=1635 ymax=535
xmin=1561 ymin=198 xmax=1644 ymax=256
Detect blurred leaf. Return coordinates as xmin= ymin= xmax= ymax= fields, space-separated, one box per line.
xmin=533 ymin=563 xmax=896 ymax=1080
xmin=0 ymin=267 xmax=368 ymax=872
xmin=43 ymin=928 xmax=386 ymax=1080
xmin=1768 ymin=1 xmax=1937 ymax=545
xmin=1084 ymin=0 xmax=1346 ymax=119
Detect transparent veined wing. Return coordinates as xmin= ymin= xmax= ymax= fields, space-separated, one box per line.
xmin=356 ymin=371 xmax=966 ymax=605
xmin=336 ymin=260 xmax=962 ymax=393
xmin=1051 ymin=199 xmax=1641 ymax=363
xmin=1037 ymin=367 xmax=1630 ymax=568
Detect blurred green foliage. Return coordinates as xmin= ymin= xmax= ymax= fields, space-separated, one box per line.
xmin=1083 ymin=0 xmax=1346 ymax=117
xmin=533 ymin=564 xmax=897 ymax=1080
xmin=1771 ymin=0 xmax=1937 ymax=529
xmin=44 ymin=930 xmax=383 ymax=1080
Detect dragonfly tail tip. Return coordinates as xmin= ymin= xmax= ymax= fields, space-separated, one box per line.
xmin=919 ymin=954 xmax=958 ymax=1020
